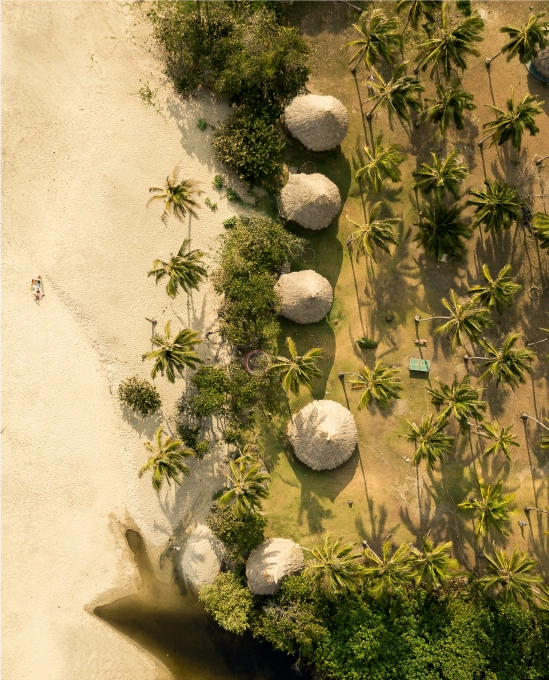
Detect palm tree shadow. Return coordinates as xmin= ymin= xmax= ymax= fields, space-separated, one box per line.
xmin=120 ymin=404 xmax=163 ymax=438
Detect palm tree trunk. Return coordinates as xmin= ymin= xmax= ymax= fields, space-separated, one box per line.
xmin=477 ymin=133 xmax=493 ymax=148
xmin=535 ymin=153 xmax=549 ymax=166
xmin=485 ymin=50 xmax=502 ymax=68
xmin=338 ymin=371 xmax=364 ymax=381
xmin=526 ymin=337 xmax=549 ymax=347
xmin=521 ymin=414 xmax=549 ymax=431
xmin=350 ymin=50 xmax=367 ymax=74
xmin=415 ymin=315 xmax=450 ymax=322
xmin=366 ymin=96 xmax=383 ymax=121
xmin=334 ymin=0 xmax=363 ymax=13
xmin=464 ymin=355 xmax=490 ymax=362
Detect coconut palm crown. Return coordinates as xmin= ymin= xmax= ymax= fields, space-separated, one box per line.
xmin=344 ymin=8 xmax=402 ymax=70
xmin=478 ymin=420 xmax=519 ymax=460
xmin=421 ymin=80 xmax=476 ymax=133
xmin=532 ymin=212 xmax=549 ymax=251
xmin=349 ymin=360 xmax=403 ymax=410
xmin=363 ymin=541 xmax=414 ymax=598
xmin=466 ymin=180 xmax=523 ymax=233
xmin=148 ymin=240 xmax=207 ymax=298
xmin=416 ymin=6 xmax=485 ymax=79
xmin=397 ymin=0 xmax=442 ymax=32
xmin=481 ymin=91 xmax=543 ymax=150
xmin=305 ymin=534 xmax=365 ymax=600
xmin=427 ymin=373 xmax=487 ymax=431
xmin=218 ymin=456 xmax=269 ymax=518
xmin=412 ymin=150 xmax=469 ymax=201
xmin=142 ymin=321 xmax=202 ymax=382
xmin=409 ymin=532 xmax=459 ymax=593
xmin=402 ymin=414 xmax=455 ymax=470
xmin=470 ymin=334 xmax=535 ymax=389
xmin=138 ymin=426 xmax=195 ymax=491
xmin=468 ymin=264 xmax=521 ymax=314
xmin=355 ymin=135 xmax=406 ymax=193
xmin=413 ymin=201 xmax=472 ymax=260
xmin=366 ymin=62 xmax=424 ymax=124
xmin=434 ymin=289 xmax=492 ymax=350
xmin=458 ymin=480 xmax=515 ymax=537
xmin=496 ymin=13 xmax=549 ymax=64
xmin=148 ymin=165 xmax=202 ymax=224
xmin=480 ymin=548 xmax=547 ymax=608
xmin=345 ymin=203 xmax=401 ymax=262
xmin=269 ymin=337 xmax=323 ymax=395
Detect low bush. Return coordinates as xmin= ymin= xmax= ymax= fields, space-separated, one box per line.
xmin=207 ymin=500 xmax=266 ymax=566
xmin=117 ymin=376 xmax=161 ymax=416
xmin=199 ymin=572 xmax=254 ymax=635
xmin=212 ymin=110 xmax=285 ymax=187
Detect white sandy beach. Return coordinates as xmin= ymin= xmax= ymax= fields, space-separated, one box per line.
xmin=2 ymin=2 xmax=241 ymax=677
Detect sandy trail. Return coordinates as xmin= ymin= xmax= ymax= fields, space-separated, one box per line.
xmin=2 ymin=2 xmax=239 ymax=677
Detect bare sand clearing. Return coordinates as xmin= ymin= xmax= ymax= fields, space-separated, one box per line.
xmin=2 ymin=2 xmax=242 ymax=677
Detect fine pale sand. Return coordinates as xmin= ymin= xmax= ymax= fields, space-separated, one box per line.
xmin=2 ymin=2 xmax=243 ymax=677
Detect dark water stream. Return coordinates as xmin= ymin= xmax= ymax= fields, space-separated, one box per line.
xmin=95 ymin=530 xmax=301 ymax=680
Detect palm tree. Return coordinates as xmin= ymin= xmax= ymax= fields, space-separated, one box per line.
xmin=413 ymin=202 xmax=472 ymax=260
xmin=480 ymin=547 xmax=547 ymax=608
xmin=344 ymin=8 xmax=402 ymax=72
xmin=486 ymin=12 xmax=549 ymax=67
xmin=412 ymin=150 xmax=469 ymax=201
xmin=466 ymin=180 xmax=523 ymax=233
xmin=402 ymin=414 xmax=455 ymax=470
xmin=532 ymin=212 xmax=549 ymax=251
xmin=148 ymin=165 xmax=202 ymax=224
xmin=138 ymin=426 xmax=195 ymax=491
xmin=520 ymin=413 xmax=549 ymax=450
xmin=467 ymin=264 xmax=521 ymax=314
xmin=409 ymin=532 xmax=459 ymax=593
xmin=458 ymin=480 xmax=514 ymax=538
xmin=348 ymin=360 xmax=403 ymax=410
xmin=415 ymin=5 xmax=485 ymax=79
xmin=268 ymin=337 xmax=323 ymax=396
xmin=416 ymin=290 xmax=491 ymax=351
xmin=218 ymin=456 xmax=269 ymax=518
xmin=421 ymin=81 xmax=476 ymax=133
xmin=478 ymin=420 xmax=519 ymax=460
xmin=142 ymin=321 xmax=202 ymax=382
xmin=355 ymin=135 xmax=406 ymax=193
xmin=305 ymin=534 xmax=365 ymax=600
xmin=479 ymin=91 xmax=543 ymax=150
xmin=148 ymin=240 xmax=207 ymax=298
xmin=345 ymin=203 xmax=401 ymax=262
xmin=363 ymin=541 xmax=414 ymax=597
xmin=427 ymin=374 xmax=487 ymax=431
xmin=466 ymin=334 xmax=535 ymax=389
xmin=366 ymin=62 xmax=424 ymax=124
xmin=397 ymin=0 xmax=441 ymax=32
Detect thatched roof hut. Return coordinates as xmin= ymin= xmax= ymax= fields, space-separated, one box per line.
xmin=285 ymin=94 xmax=349 ymax=151
xmin=275 ymin=270 xmax=333 ymax=324
xmin=246 ymin=538 xmax=304 ymax=595
xmin=179 ymin=526 xmax=225 ymax=591
xmin=280 ymin=173 xmax=341 ymax=230
xmin=529 ymin=47 xmax=549 ymax=83
xmin=288 ymin=400 xmax=358 ymax=471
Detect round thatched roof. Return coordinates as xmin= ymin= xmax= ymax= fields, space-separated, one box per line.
xmin=288 ymin=400 xmax=358 ymax=471
xmin=246 ymin=538 xmax=304 ymax=595
xmin=179 ymin=526 xmax=225 ymax=591
xmin=280 ymin=173 xmax=341 ymax=230
xmin=275 ymin=270 xmax=333 ymax=324
xmin=285 ymin=94 xmax=349 ymax=151
xmin=531 ymin=47 xmax=549 ymax=81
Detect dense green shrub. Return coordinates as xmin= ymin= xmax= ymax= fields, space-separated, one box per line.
xmin=117 ymin=376 xmax=161 ymax=416
xmin=212 ymin=110 xmax=285 ymax=187
xmin=199 ymin=572 xmax=254 ymax=634
xmin=213 ymin=216 xmax=304 ymax=348
xmin=207 ymin=500 xmax=266 ymax=566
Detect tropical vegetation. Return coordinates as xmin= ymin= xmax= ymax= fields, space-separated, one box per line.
xmin=148 ymin=240 xmax=207 ymax=298
xmin=142 ymin=321 xmax=202 ymax=382
xmin=348 ymin=360 xmax=403 ymax=410
xmin=269 ymin=337 xmax=323 ymax=395
xmin=138 ymin=426 xmax=195 ymax=491
xmin=355 ymin=135 xmax=406 ymax=193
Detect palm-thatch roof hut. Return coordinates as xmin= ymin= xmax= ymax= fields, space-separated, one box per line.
xmin=288 ymin=400 xmax=358 ymax=471
xmin=179 ymin=526 xmax=225 ymax=591
xmin=280 ymin=173 xmax=341 ymax=230
xmin=246 ymin=538 xmax=304 ymax=595
xmin=275 ymin=270 xmax=333 ymax=324
xmin=284 ymin=94 xmax=349 ymax=151
xmin=528 ymin=47 xmax=549 ymax=83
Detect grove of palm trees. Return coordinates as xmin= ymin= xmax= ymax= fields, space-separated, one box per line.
xmin=117 ymin=1 xmax=549 ymax=677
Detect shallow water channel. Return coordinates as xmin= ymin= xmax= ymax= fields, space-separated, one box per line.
xmin=95 ymin=530 xmax=301 ymax=680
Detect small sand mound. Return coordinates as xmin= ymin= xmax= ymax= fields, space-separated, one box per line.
xmin=246 ymin=538 xmax=304 ymax=595
xmin=285 ymin=94 xmax=349 ymax=151
xmin=288 ymin=400 xmax=358 ymax=470
xmin=275 ymin=270 xmax=333 ymax=324
xmin=179 ymin=526 xmax=226 ymax=591
xmin=280 ymin=173 xmax=341 ymax=230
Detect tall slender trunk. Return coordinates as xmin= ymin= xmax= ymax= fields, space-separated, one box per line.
xmin=485 ymin=50 xmax=502 ymax=67
xmin=334 ymin=0 xmax=363 ymax=13
xmin=415 ymin=315 xmax=450 ymax=322
xmin=366 ymin=96 xmax=384 ymax=120
xmin=535 ymin=153 xmax=549 ymax=166
xmin=478 ymin=132 xmax=493 ymax=148
xmin=521 ymin=414 xmax=549 ymax=430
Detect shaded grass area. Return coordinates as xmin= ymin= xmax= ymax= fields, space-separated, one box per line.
xmin=261 ymin=1 xmax=549 ymax=572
